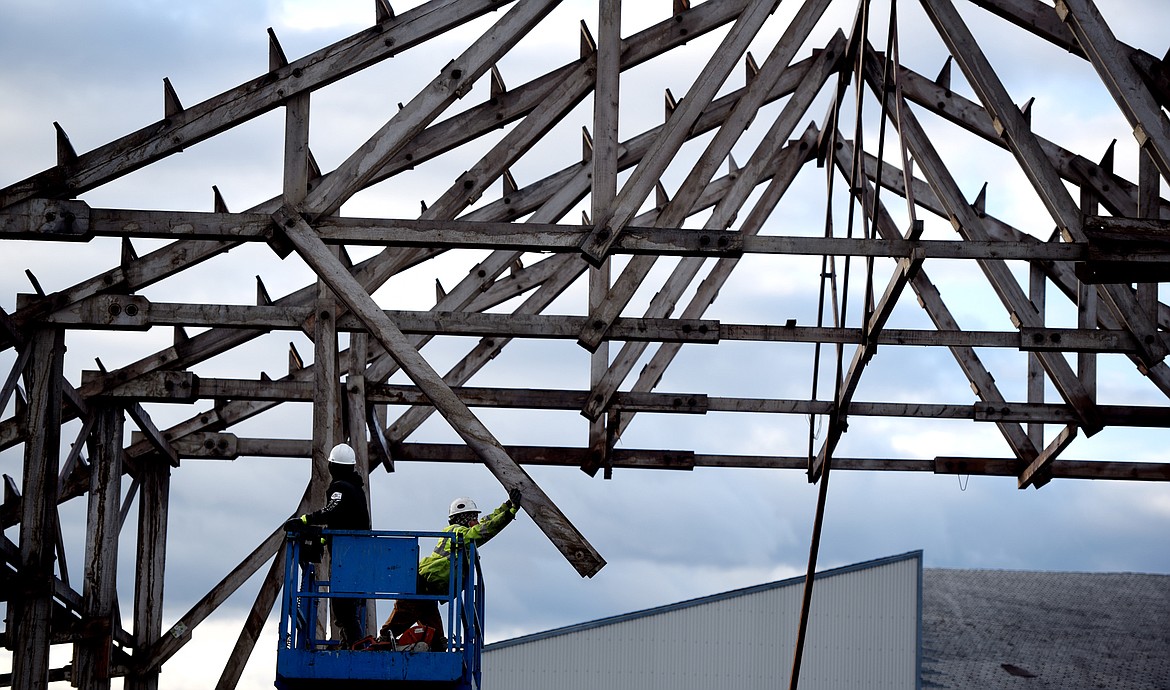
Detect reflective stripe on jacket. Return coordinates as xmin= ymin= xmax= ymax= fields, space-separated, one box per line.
xmin=417 ymin=501 xmax=517 ymax=593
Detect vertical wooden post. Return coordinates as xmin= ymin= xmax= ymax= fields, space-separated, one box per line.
xmin=74 ymin=404 xmax=124 ymax=690
xmin=283 ymin=87 xmax=311 ymax=208
xmin=586 ymin=0 xmax=620 ymax=474
xmin=127 ymin=457 xmax=170 ymax=690
xmin=347 ymin=332 xmax=371 ymax=500
xmin=11 ymin=326 xmax=64 ymax=690
xmin=1136 ymin=149 xmax=1159 ymax=320
xmin=311 ymin=255 xmax=340 ymax=642
xmin=1027 ymin=264 xmax=1046 ymax=448
xmin=346 ymin=331 xmax=376 ymax=633
xmin=1077 ymin=184 xmax=1098 ymax=398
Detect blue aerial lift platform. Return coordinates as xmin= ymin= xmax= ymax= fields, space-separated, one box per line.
xmin=276 ymin=529 xmax=483 ymax=690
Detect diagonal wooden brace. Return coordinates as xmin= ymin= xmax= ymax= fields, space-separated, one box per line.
xmin=270 ymin=205 xmax=605 ymax=578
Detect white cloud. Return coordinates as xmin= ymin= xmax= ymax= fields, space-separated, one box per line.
xmin=3 ymin=1 xmax=1170 ymax=687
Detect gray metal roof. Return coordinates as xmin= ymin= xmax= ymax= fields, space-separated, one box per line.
xmin=921 ymin=568 xmax=1170 ymax=689
xmin=488 ymin=556 xmax=1169 ymax=689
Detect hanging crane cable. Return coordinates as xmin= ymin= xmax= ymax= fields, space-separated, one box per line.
xmin=790 ymin=0 xmax=910 ymax=687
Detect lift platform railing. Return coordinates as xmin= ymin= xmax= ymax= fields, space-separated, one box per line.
xmin=277 ymin=528 xmax=483 ymax=689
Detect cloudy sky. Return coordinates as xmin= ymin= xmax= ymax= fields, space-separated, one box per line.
xmin=2 ymin=0 xmax=1169 ymax=687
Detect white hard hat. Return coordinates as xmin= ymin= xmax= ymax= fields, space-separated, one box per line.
xmin=328 ymin=443 xmax=357 ymax=465
xmin=448 ymin=497 xmax=479 ymax=518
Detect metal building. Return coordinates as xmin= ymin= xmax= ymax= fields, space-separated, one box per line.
xmin=484 ymin=554 xmax=1170 ymax=689
xmin=482 ymin=551 xmax=923 ymax=690
xmin=5 ymin=1 xmax=1170 ymax=686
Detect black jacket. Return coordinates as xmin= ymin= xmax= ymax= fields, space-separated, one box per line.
xmin=304 ymin=471 xmax=370 ymax=531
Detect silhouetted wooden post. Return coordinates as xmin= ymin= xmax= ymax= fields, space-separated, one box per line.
xmin=75 ymin=403 xmax=124 ymax=690
xmin=11 ymin=326 xmax=64 ymax=690
xmin=127 ymin=456 xmax=170 ymax=690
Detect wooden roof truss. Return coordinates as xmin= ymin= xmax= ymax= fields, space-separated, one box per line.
xmin=2 ymin=0 xmax=1169 ymax=686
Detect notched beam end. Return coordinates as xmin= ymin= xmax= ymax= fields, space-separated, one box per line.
xmin=167 ymin=432 xmax=240 ymax=460
xmin=0 ymin=198 xmax=92 ymax=240
xmin=263 ymin=217 xmax=297 ymax=259
xmin=578 ymin=218 xmax=618 ymax=268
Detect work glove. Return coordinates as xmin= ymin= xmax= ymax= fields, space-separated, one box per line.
xmin=507 ymin=487 xmax=522 ymax=508
xmin=283 ymin=516 xmax=306 ymax=532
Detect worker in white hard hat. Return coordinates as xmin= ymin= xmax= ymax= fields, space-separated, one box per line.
xmin=378 ymin=488 xmax=522 ymax=650
xmin=284 ymin=443 xmax=371 ymax=647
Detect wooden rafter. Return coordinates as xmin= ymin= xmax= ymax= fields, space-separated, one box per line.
xmin=2 ymin=1 xmax=1169 ymax=686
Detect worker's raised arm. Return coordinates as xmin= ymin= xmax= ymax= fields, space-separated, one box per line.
xmin=464 ymin=491 xmax=521 ymax=546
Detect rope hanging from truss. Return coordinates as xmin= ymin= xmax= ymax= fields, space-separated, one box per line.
xmin=791 ymin=0 xmax=910 ymax=686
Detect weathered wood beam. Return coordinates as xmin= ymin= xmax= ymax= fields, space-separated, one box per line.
xmin=272 ymin=205 xmax=605 ymax=577
xmin=919 ymin=0 xmax=1167 ymax=370
xmin=579 ymin=0 xmax=779 ymax=265
xmin=582 ymin=67 xmax=833 ymax=414
xmin=966 ymin=0 xmax=1082 ymax=55
xmin=612 ymin=127 xmax=819 ymax=436
xmin=1055 ymin=0 xmax=1170 ymax=184
xmin=312 ymin=244 xmax=341 ymax=497
xmin=0 ymin=0 xmax=520 ymax=209
xmin=1018 ymin=423 xmax=1077 ymax=489
xmin=74 ymin=404 xmax=124 ymax=690
xmin=125 ymin=445 xmax=168 ymax=690
xmin=1027 ymin=263 xmax=1047 ymax=448
xmin=890 ymin=55 xmax=1170 ymax=223
xmin=11 ymin=328 xmax=64 ymax=690
xmin=876 ymin=44 xmax=1103 ymax=436
xmin=367 ymin=131 xmax=748 ymax=439
xmin=1080 ymin=216 xmax=1170 ymax=283
xmin=0 ymin=343 xmax=31 ymax=420
xmin=586 ymin=0 xmax=622 ymax=472
xmin=125 ymin=403 xmax=180 ymax=468
xmin=832 ymin=137 xmax=1041 ymax=468
xmin=133 ymin=375 xmax=708 ymax=414
xmin=936 ymin=456 xmax=1170 ymax=482
xmin=576 ymin=17 xmax=840 ymax=351
xmin=302 ymin=0 xmax=558 ymax=217
xmin=853 ymin=124 xmax=1170 ymax=398
xmin=26 ymin=202 xmax=1158 ymax=263
xmin=97 ymin=376 xmax=1170 ymax=427
xmin=132 ymin=435 xmax=1170 ymax=482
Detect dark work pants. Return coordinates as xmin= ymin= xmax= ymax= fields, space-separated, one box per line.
xmin=333 ymin=597 xmax=365 ymax=647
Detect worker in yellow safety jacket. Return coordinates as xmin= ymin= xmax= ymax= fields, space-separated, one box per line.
xmin=378 ymin=489 xmax=521 ymax=650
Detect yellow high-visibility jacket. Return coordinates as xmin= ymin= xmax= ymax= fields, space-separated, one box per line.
xmin=417 ymin=501 xmax=517 ymax=594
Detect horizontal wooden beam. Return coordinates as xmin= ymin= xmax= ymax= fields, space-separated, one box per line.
xmin=39 ymin=295 xmax=1152 ymax=354
xmin=81 ymin=374 xmax=1170 ymax=428
xmin=1079 ymin=215 xmax=1170 ymax=283
xmin=936 ymin=456 xmax=1170 ymax=482
xmin=13 ymin=203 xmax=1170 ymax=265
xmin=146 ymin=435 xmax=1170 ymax=481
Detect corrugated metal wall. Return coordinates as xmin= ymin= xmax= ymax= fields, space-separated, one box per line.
xmin=482 ymin=551 xmax=920 ymax=690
